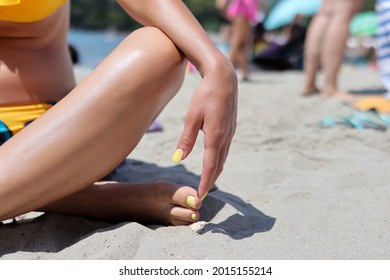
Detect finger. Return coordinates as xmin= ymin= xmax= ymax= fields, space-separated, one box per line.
xmin=207 ymin=124 xmax=235 ymax=197
xmin=171 ymin=113 xmax=202 ymax=163
xmin=210 ymin=140 xmax=230 ymax=189
xmin=197 ymin=137 xmax=222 ymax=200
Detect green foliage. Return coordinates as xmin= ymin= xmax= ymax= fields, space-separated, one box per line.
xmin=70 ymin=0 xmax=220 ymax=31
xmin=70 ymin=0 xmax=139 ymax=30
xmin=361 ymin=0 xmax=376 ymax=11
xmin=183 ymin=0 xmax=220 ymax=31
xmin=70 ymin=0 xmax=378 ymax=32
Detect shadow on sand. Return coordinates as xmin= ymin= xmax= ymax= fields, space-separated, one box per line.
xmin=0 ymin=159 xmax=275 ymax=256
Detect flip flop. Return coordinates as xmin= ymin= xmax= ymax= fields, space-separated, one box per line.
xmin=319 ymin=116 xmax=346 ymax=128
xmin=343 ymin=113 xmax=386 ymax=131
xmin=320 ymin=112 xmax=390 ymax=131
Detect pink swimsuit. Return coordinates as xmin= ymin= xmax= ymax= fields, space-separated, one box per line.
xmin=227 ymin=0 xmax=258 ymax=24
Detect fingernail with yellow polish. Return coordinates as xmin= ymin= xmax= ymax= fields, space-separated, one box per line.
xmin=171 ymin=149 xmax=184 ymax=163
xmin=186 ymin=195 xmax=196 ymax=208
xmin=201 ymin=192 xmax=208 ymax=201
xmin=191 ymin=214 xmax=196 ymax=221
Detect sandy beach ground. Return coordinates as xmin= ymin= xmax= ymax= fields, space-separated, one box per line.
xmin=0 ymin=65 xmax=389 ymax=260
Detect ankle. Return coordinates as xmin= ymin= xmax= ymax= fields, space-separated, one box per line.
xmin=322 ymin=86 xmax=337 ymax=96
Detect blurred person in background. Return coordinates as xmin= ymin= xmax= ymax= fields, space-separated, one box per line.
xmin=302 ymin=0 xmax=362 ymax=100
xmin=219 ymin=0 xmax=260 ymax=82
xmin=215 ymin=0 xmax=232 ymax=55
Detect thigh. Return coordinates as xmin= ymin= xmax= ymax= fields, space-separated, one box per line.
xmin=231 ymin=16 xmax=251 ymax=47
xmin=334 ymin=0 xmax=362 ymax=17
xmin=318 ymin=0 xmax=336 ymax=16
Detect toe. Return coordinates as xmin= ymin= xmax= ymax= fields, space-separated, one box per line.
xmin=170 ymin=207 xmax=199 ymax=225
xmin=171 ymin=186 xmax=202 ymax=210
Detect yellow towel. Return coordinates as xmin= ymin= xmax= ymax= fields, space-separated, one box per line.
xmin=352 ymin=96 xmax=390 ymax=114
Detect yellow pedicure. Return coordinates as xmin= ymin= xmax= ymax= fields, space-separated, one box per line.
xmin=171 ymin=148 xmax=184 ymax=163
xmin=186 ymin=195 xmax=196 ymax=208
xmin=201 ymin=192 xmax=208 ymax=201
xmin=191 ymin=214 xmax=196 ymax=221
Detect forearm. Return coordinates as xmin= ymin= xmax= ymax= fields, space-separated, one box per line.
xmin=116 ymin=1 xmax=237 ymax=198
xmin=117 ymin=0 xmax=232 ymax=76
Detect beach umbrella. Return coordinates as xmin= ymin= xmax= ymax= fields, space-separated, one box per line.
xmin=264 ymin=0 xmax=323 ymax=30
xmin=350 ymin=11 xmax=378 ymax=36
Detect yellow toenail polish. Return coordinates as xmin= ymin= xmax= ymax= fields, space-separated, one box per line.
xmin=201 ymin=192 xmax=208 ymax=201
xmin=171 ymin=149 xmax=184 ymax=163
xmin=186 ymin=195 xmax=196 ymax=208
xmin=191 ymin=214 xmax=196 ymax=221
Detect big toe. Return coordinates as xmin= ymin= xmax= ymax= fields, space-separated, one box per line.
xmin=171 ymin=186 xmax=202 ymax=210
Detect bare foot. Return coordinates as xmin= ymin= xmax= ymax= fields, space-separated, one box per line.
xmin=321 ymin=89 xmax=357 ymax=101
xmin=302 ymin=86 xmax=320 ymax=97
xmin=40 ymin=182 xmax=202 ymax=226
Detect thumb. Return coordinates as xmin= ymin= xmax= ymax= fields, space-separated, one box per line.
xmin=171 ymin=118 xmax=200 ymax=163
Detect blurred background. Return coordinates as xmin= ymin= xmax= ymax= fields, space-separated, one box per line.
xmin=69 ymin=0 xmax=226 ymax=68
xmin=69 ymin=0 xmax=377 ymax=71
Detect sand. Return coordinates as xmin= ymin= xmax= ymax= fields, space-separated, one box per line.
xmin=1 ymin=66 xmax=389 ymax=260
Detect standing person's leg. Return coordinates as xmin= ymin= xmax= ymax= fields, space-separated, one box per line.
xmin=229 ymin=16 xmax=252 ymax=81
xmin=0 ymin=27 xmax=201 ymax=225
xmin=302 ymin=0 xmax=332 ymax=96
xmin=321 ymin=0 xmax=362 ymax=99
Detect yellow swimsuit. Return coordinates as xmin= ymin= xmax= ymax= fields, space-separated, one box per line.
xmin=0 ymin=0 xmax=67 ymax=22
xmin=0 ymin=103 xmax=54 ymax=144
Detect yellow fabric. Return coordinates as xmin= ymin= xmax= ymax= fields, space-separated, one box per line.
xmin=0 ymin=103 xmax=53 ymax=135
xmin=352 ymin=96 xmax=390 ymax=114
xmin=0 ymin=0 xmax=20 ymax=6
xmin=0 ymin=0 xmax=66 ymax=22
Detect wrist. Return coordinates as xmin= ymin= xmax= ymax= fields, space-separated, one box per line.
xmin=200 ymin=53 xmax=236 ymax=80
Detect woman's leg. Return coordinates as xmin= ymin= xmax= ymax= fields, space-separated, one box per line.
xmin=40 ymin=182 xmax=200 ymax=226
xmin=0 ymin=27 xmax=201 ymax=224
xmin=302 ymin=0 xmax=332 ymax=96
xmin=321 ymin=0 xmax=362 ymax=99
xmin=229 ymin=16 xmax=252 ymax=80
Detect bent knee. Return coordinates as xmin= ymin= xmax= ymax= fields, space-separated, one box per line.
xmin=110 ymin=27 xmax=187 ymax=101
xmin=122 ymin=27 xmax=186 ymax=71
